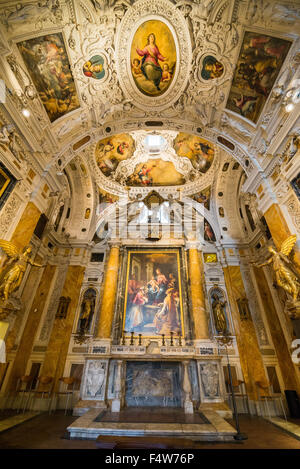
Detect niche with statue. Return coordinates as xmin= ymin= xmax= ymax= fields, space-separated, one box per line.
xmin=77 ymin=288 xmax=97 ymax=335
xmin=209 ymin=287 xmax=229 ymax=335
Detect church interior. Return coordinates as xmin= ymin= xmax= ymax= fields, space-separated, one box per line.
xmin=0 ymin=0 xmax=300 ymax=451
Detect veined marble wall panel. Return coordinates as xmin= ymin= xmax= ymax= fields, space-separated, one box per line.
xmin=125 ymin=361 xmax=181 ymax=407
xmin=37 ymin=263 xmax=69 ymax=344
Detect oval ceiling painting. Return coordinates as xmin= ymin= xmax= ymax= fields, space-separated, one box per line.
xmin=130 ymin=20 xmax=176 ymax=97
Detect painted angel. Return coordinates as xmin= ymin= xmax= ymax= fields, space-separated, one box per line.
xmin=255 ymin=235 xmax=300 ymax=302
xmin=0 ymin=241 xmax=44 ymax=301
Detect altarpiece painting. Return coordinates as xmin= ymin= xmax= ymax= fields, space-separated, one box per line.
xmin=123 ymin=250 xmax=184 ymax=337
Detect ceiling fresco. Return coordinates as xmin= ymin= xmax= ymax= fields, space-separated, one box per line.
xmin=191 ymin=186 xmax=211 ymax=210
xmin=200 ymin=56 xmax=224 ymax=81
xmin=126 ymin=159 xmax=185 ymax=187
xmin=226 ymin=32 xmax=291 ymax=123
xmin=173 ymin=133 xmax=214 ymax=173
xmin=0 ymin=0 xmax=298 ymax=246
xmin=131 ymin=20 xmax=176 ymax=97
xmin=17 ymin=33 xmax=80 ymax=122
xmin=95 ymin=133 xmax=135 ymax=177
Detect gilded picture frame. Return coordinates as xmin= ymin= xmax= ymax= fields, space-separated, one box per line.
xmin=123 ymin=249 xmax=184 ymax=338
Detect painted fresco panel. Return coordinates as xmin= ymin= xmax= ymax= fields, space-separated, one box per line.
xmin=226 ymin=32 xmax=291 ymax=123
xmin=131 ymin=20 xmax=176 ymax=97
xmin=18 ymin=33 xmax=80 ymax=122
xmin=126 ymin=159 xmax=185 ymax=186
xmin=173 ymin=133 xmax=214 ymax=173
xmin=95 ymin=133 xmax=135 ymax=177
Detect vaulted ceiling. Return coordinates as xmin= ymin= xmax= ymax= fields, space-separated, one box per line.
xmin=0 ymin=0 xmax=299 ymax=247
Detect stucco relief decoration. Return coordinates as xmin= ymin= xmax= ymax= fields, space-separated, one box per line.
xmin=1 ymin=1 xmax=63 ymax=31
xmin=82 ymin=360 xmax=107 ymax=400
xmin=115 ymin=0 xmax=192 ymax=111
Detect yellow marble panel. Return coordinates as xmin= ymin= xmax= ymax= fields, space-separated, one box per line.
xmin=97 ymin=246 xmax=120 ymax=338
xmin=7 ymin=264 xmax=56 ymax=391
xmin=41 ymin=265 xmax=85 ymax=392
xmin=223 ymin=266 xmax=268 ymax=400
xmin=253 ymin=266 xmax=300 ymax=394
xmin=188 ymin=249 xmax=209 ymax=339
xmin=10 ymin=202 xmax=41 ymax=250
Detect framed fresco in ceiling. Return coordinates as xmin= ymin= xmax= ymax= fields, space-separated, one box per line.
xmin=126 ymin=159 xmax=185 ymax=186
xmin=226 ymin=32 xmax=292 ymax=123
xmin=17 ymin=33 xmax=80 ymax=123
xmin=123 ymin=249 xmax=184 ymax=338
xmin=191 ymin=186 xmax=211 ymax=210
xmin=173 ymin=133 xmax=214 ymax=173
xmin=95 ymin=133 xmax=135 ymax=178
xmin=0 ymin=161 xmax=17 ymax=211
xmin=130 ymin=19 xmax=176 ymax=97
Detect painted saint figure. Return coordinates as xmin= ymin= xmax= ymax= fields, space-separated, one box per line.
xmin=126 ymin=287 xmax=148 ymax=331
xmin=136 ymin=33 xmax=166 ymax=91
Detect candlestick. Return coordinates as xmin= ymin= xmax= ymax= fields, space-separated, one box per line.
xmin=170 ymin=331 xmax=174 ymax=346
xmin=178 ymin=332 xmax=182 ymax=346
xmin=122 ymin=330 xmax=126 ymax=346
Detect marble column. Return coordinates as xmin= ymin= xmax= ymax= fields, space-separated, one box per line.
xmin=111 ymin=359 xmax=123 ymax=412
xmin=253 ymin=265 xmax=300 ymax=394
xmin=223 ymin=265 xmax=269 ymax=401
xmin=264 ymin=203 xmax=300 ymax=270
xmin=187 ymin=247 xmax=209 ymax=340
xmin=182 ymin=360 xmax=193 ymax=414
xmin=6 ymin=264 xmax=57 ymax=392
xmin=41 ymin=265 xmax=85 ymax=392
xmin=97 ymin=244 xmax=120 ymax=339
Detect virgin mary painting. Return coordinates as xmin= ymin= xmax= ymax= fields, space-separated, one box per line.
xmin=131 ymin=20 xmax=176 ymax=97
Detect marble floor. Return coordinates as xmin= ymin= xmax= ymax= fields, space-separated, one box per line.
xmin=0 ymin=411 xmax=300 ymax=449
xmin=0 ymin=410 xmax=40 ymax=433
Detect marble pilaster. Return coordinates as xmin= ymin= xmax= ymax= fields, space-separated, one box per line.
xmin=40 ymin=265 xmax=85 ymax=392
xmin=253 ymin=265 xmax=300 ymax=394
xmin=97 ymin=245 xmax=120 ymax=339
xmin=187 ymin=248 xmax=209 ymax=340
xmin=223 ymin=266 xmax=269 ymax=400
xmin=6 ymin=264 xmax=56 ymax=392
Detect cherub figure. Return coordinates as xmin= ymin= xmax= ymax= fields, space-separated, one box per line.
xmin=255 ymin=235 xmax=300 ymax=302
xmin=0 ymin=240 xmax=44 ymax=301
xmin=131 ymin=58 xmax=142 ymax=77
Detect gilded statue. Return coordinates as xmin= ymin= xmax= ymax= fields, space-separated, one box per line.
xmin=211 ymin=293 xmax=227 ymax=334
xmin=255 ymin=235 xmax=300 ymax=302
xmin=0 ymin=240 xmax=44 ymax=301
xmin=79 ymin=297 xmax=94 ymax=332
